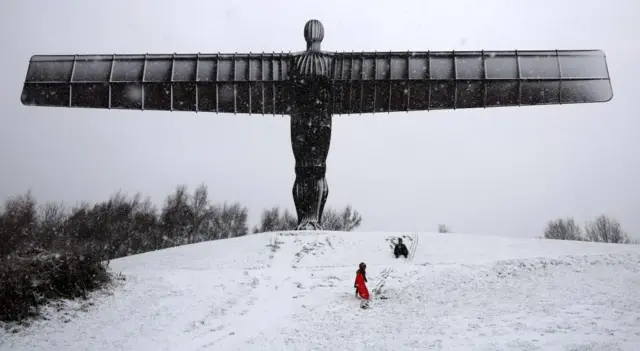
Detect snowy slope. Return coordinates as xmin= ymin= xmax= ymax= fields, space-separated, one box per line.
xmin=2 ymin=231 xmax=640 ymax=351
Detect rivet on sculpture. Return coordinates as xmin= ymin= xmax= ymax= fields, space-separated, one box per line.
xmin=20 ymin=19 xmax=613 ymax=230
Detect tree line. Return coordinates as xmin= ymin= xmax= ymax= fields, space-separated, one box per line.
xmin=0 ymin=183 xmax=363 ymax=260
xmin=0 ymin=184 xmax=362 ymax=323
xmin=438 ymin=217 xmax=637 ymax=245
xmin=543 ymin=215 xmax=638 ymax=244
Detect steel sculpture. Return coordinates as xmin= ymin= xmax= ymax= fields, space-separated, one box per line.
xmin=20 ymin=19 xmax=613 ymax=230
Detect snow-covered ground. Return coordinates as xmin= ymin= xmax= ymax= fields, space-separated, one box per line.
xmin=2 ymin=231 xmax=640 ymax=351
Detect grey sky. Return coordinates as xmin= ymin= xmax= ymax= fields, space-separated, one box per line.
xmin=1 ymin=0 xmax=638 ymax=238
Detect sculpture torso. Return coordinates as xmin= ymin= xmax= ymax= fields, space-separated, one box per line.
xmin=289 ymin=30 xmax=333 ymax=229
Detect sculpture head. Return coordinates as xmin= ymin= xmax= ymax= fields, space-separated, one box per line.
xmin=304 ymin=19 xmax=324 ymax=51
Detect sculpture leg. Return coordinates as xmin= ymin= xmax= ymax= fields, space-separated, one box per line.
xmin=290 ymin=112 xmax=331 ymax=230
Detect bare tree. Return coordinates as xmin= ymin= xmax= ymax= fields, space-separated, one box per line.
xmin=0 ymin=191 xmax=38 ymax=256
xmin=37 ymin=202 xmax=68 ymax=249
xmin=585 ymin=215 xmax=630 ymax=244
xmin=544 ymin=218 xmax=583 ymax=241
xmin=438 ymin=224 xmax=451 ymax=233
xmin=281 ymin=209 xmax=298 ymax=230
xmin=126 ymin=194 xmax=160 ymax=254
xmin=322 ymin=205 xmax=362 ymax=231
xmin=205 ymin=202 xmax=249 ymax=239
xmin=160 ymin=184 xmax=249 ymax=244
xmin=252 ymin=206 xmax=297 ymax=233
xmin=188 ymin=183 xmax=214 ymax=243
xmin=160 ymin=185 xmax=194 ymax=244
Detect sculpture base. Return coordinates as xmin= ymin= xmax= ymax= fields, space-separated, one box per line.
xmin=295 ymin=220 xmax=323 ymax=231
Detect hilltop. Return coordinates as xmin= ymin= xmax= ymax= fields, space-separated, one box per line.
xmin=2 ymin=231 xmax=639 ymax=350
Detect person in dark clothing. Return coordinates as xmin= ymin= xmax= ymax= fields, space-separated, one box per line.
xmin=394 ymin=238 xmax=409 ymax=258
xmin=354 ymin=262 xmax=368 ymax=297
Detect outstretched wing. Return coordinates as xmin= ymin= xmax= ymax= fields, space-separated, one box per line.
xmin=328 ymin=50 xmax=613 ymax=115
xmin=21 ymin=53 xmax=294 ymax=115
xmin=21 ymin=50 xmax=612 ymax=115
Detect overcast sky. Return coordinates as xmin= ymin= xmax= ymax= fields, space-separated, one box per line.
xmin=1 ymin=0 xmax=638 ymax=238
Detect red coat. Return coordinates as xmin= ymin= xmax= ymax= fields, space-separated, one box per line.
xmin=355 ymin=271 xmax=370 ymax=300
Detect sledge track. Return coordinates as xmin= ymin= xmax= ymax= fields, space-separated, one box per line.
xmin=189 ymin=234 xmax=298 ymax=350
xmin=372 ymin=267 xmax=392 ymax=296
xmin=408 ymin=233 xmax=419 ymax=261
xmin=368 ymin=233 xmax=417 ymax=304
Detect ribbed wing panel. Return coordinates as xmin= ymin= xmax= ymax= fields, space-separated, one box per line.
xmin=328 ymin=50 xmax=613 ymax=114
xmin=21 ymin=53 xmax=294 ymax=115
xmin=21 ymin=50 xmax=612 ymax=115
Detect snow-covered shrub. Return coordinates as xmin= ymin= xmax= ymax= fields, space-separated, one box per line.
xmin=0 ymin=248 xmax=110 ymax=322
xmin=0 ymin=185 xmax=253 ymax=323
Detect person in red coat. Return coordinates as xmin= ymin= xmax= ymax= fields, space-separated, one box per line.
xmin=354 ymin=262 xmax=370 ymax=300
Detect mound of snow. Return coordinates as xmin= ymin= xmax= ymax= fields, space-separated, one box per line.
xmin=1 ymin=232 xmax=639 ymax=351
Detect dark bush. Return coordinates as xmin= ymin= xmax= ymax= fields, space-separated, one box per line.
xmin=0 ymin=248 xmax=110 ymax=322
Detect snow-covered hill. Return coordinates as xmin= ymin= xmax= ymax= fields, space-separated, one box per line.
xmin=2 ymin=231 xmax=640 ymax=351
